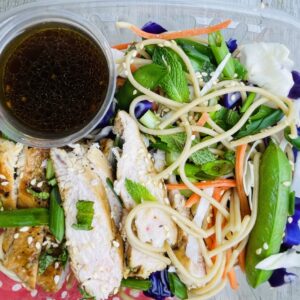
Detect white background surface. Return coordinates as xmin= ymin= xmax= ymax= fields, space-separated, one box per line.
xmin=0 ymin=0 xmax=299 ymax=299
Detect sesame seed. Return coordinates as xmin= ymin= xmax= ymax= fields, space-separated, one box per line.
xmin=158 ymin=43 xmax=164 ymax=47
xmin=288 ymin=216 xmax=293 ymax=224
xmin=54 ymin=262 xmax=60 ymax=269
xmin=20 ymin=172 xmax=24 ymax=179
xmin=112 ymin=240 xmax=120 ymax=248
xmin=132 ymin=50 xmax=138 ymax=57
xmin=0 ymin=174 xmax=6 ymax=180
xmin=35 ymin=242 xmax=41 ymax=250
xmin=263 ymin=243 xmax=269 ymax=250
xmin=30 ymin=178 xmax=37 ymax=186
xmin=1 ymin=181 xmax=9 ymax=186
xmin=14 ymin=233 xmax=19 ymax=239
xmin=19 ymin=226 xmax=30 ymax=232
xmin=201 ymin=72 xmax=208 ymax=76
xmin=191 ymin=135 xmax=196 ymax=140
xmin=27 ymin=236 xmax=33 ymax=245
xmin=256 ymin=248 xmax=262 ymax=255
xmin=283 ymin=181 xmax=291 ymax=187
xmin=54 ymin=275 xmax=60 ymax=285
xmin=133 ymin=89 xmax=137 ymax=95
xmin=124 ymin=70 xmax=129 ymax=76
xmin=233 ymin=73 xmax=238 ymax=78
xmin=37 ymin=181 xmax=44 ymax=188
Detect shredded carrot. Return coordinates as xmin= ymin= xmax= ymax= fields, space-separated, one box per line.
xmin=212 ymin=187 xmax=225 ymax=216
xmin=197 ymin=112 xmax=210 ymax=127
xmin=238 ymin=249 xmax=246 ymax=273
xmin=222 ymin=249 xmax=239 ymax=289
xmin=185 ymin=193 xmax=200 ymax=208
xmin=117 ymin=20 xmax=232 ymax=40
xmin=235 ymin=144 xmax=250 ymax=217
xmin=116 ymin=77 xmax=126 ymax=88
xmin=130 ymin=64 xmax=137 ymax=73
xmin=228 ymin=269 xmax=239 ymax=290
xmin=166 ymin=179 xmax=236 ymax=190
xmin=112 ymin=42 xmax=132 ymax=50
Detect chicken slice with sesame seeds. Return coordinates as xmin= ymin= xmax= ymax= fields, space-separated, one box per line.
xmin=51 ymin=145 xmax=123 ymax=300
xmin=1 ymin=226 xmax=45 ymax=290
xmin=0 ymin=138 xmax=24 ymax=209
xmin=113 ymin=111 xmax=177 ymax=278
xmin=18 ymin=148 xmax=50 ymax=208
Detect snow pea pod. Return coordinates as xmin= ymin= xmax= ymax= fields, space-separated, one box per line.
xmin=245 ymin=143 xmax=292 ymax=287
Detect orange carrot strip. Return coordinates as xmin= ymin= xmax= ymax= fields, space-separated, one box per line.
xmin=112 ymin=42 xmax=132 ymax=50
xmin=235 ymin=144 xmax=250 ymax=217
xmin=222 ymin=249 xmax=231 ymax=280
xmin=197 ymin=112 xmax=210 ymax=127
xmin=166 ymin=179 xmax=236 ymax=190
xmin=130 ymin=64 xmax=137 ymax=73
xmin=116 ymin=77 xmax=126 ymax=88
xmin=119 ymin=20 xmax=232 ymax=40
xmin=238 ymin=249 xmax=246 ymax=273
xmin=228 ymin=269 xmax=239 ymax=290
xmin=185 ymin=193 xmax=201 ymax=208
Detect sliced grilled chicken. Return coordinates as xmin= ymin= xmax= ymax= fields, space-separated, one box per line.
xmin=1 ymin=148 xmax=50 ymax=290
xmin=0 ymin=139 xmax=23 ymax=209
xmin=2 ymin=226 xmax=45 ymax=290
xmin=18 ymin=148 xmax=49 ymax=208
xmin=114 ymin=111 xmax=177 ymax=278
xmin=51 ymin=145 xmax=123 ymax=300
xmin=86 ymin=144 xmax=122 ymax=226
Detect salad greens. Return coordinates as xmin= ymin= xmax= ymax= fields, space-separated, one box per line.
xmin=167 ymin=272 xmax=188 ymax=300
xmin=121 ymin=278 xmax=152 ymax=291
xmin=125 ymin=178 xmax=156 ymax=203
xmin=153 ymin=47 xmax=190 ymax=102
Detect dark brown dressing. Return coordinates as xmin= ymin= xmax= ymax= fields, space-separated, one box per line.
xmin=0 ymin=23 xmax=109 ymax=137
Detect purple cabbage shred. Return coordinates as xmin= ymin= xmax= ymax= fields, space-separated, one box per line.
xmin=269 ymin=268 xmax=297 ymax=287
xmin=226 ymin=38 xmax=238 ymax=53
xmin=288 ymin=70 xmax=300 ymax=99
xmin=141 ymin=21 xmax=167 ymax=34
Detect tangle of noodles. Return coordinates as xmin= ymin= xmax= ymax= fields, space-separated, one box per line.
xmin=117 ymin=36 xmax=296 ymax=298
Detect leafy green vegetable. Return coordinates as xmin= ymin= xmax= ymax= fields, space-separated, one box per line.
xmin=249 ymin=105 xmax=275 ymax=121
xmin=159 ymin=133 xmax=186 ymax=152
xmin=240 ymin=92 xmax=256 ymax=113
xmin=116 ymin=63 xmax=167 ymax=110
xmin=210 ymin=107 xmax=240 ymax=130
xmin=48 ymin=178 xmax=57 ymax=186
xmin=289 ymin=191 xmax=296 ymax=216
xmin=121 ymin=278 xmax=152 ymax=291
xmin=233 ymin=58 xmax=248 ymax=80
xmin=176 ymin=38 xmax=215 ymax=81
xmin=208 ymin=31 xmax=235 ymax=79
xmin=176 ymin=163 xmax=215 ymax=180
xmin=153 ymin=47 xmax=189 ymax=102
xmin=38 ymin=247 xmax=68 ymax=275
xmin=72 ymin=200 xmax=94 ymax=231
xmin=168 ymin=272 xmax=188 ymax=300
xmin=224 ymin=150 xmax=236 ymax=164
xmin=200 ymin=160 xmax=234 ymax=177
xmin=176 ymin=38 xmax=215 ymax=61
xmin=125 ymin=178 xmax=156 ymax=203
xmin=79 ymin=286 xmax=95 ymax=300
xmin=189 ymin=147 xmax=216 ymax=166
xmin=235 ymin=109 xmax=284 ymax=139
xmin=284 ymin=128 xmax=300 ymax=150
xmin=38 ymin=252 xmax=56 ymax=274
xmin=26 ymin=188 xmax=49 ymax=200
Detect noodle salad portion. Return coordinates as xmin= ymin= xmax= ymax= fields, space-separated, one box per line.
xmin=109 ymin=20 xmax=300 ymax=299
xmin=1 ymin=20 xmax=300 ymax=300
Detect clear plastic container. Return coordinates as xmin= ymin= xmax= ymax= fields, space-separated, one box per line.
xmin=0 ymin=0 xmax=299 ymax=299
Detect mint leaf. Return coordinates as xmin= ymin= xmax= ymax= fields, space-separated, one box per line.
xmin=38 ymin=252 xmax=56 ymax=275
xmin=153 ymin=47 xmax=189 ymax=102
xmin=159 ymin=133 xmax=186 ymax=152
xmin=72 ymin=200 xmax=94 ymax=231
xmin=210 ymin=107 xmax=240 ymax=131
xmin=125 ymin=178 xmax=156 ymax=203
xmin=190 ymin=148 xmax=216 ymax=166
xmin=250 ymin=105 xmax=275 ymax=121
xmin=224 ymin=150 xmax=236 ymax=164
